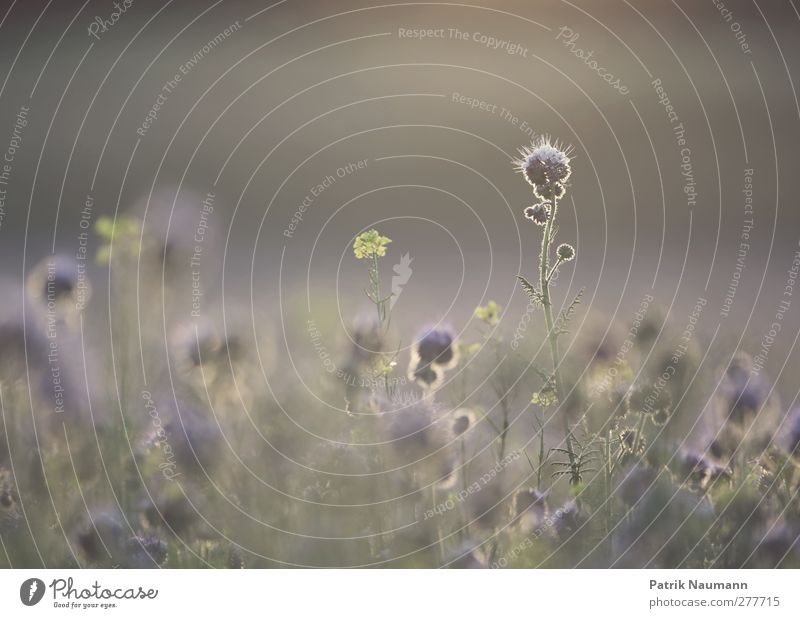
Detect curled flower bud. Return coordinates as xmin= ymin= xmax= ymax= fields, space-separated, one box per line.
xmin=524 ymin=203 xmax=550 ymax=226
xmin=556 ymin=243 xmax=575 ymax=262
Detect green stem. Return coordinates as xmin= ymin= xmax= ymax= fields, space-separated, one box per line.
xmin=634 ymin=411 xmax=647 ymax=457
xmin=546 ymin=258 xmax=564 ymax=284
xmin=604 ymin=432 xmax=612 ymax=535
xmin=537 ymin=415 xmax=545 ymax=491
xmin=371 ymin=252 xmax=383 ymax=325
xmin=498 ymin=398 xmax=509 ymax=462
xmin=539 ymin=195 xmax=576 ymax=473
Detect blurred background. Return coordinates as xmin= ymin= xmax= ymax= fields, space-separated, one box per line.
xmin=1 ymin=0 xmax=798 ymax=350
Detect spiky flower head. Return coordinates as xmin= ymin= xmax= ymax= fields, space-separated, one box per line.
xmin=523 ymin=203 xmax=550 ymax=226
xmin=410 ymin=362 xmax=442 ymax=389
xmin=556 ymin=243 xmax=575 ymax=262
xmin=451 ymin=408 xmax=476 ymax=437
xmin=353 ymin=229 xmax=392 ymax=259
xmin=514 ymin=137 xmax=572 ymax=191
xmin=26 ymin=255 xmax=88 ymax=318
xmin=619 ymin=428 xmax=640 ymax=454
xmin=414 ymin=326 xmax=457 ymax=367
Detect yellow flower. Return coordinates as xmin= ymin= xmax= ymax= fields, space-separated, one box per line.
xmin=353 ymin=229 xmax=392 ymax=259
xmin=94 ymin=215 xmax=142 ymax=265
xmin=474 ymin=300 xmax=502 ymax=326
xmin=532 ymin=385 xmax=558 ymax=407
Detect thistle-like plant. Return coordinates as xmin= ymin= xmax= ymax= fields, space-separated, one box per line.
xmin=514 ymin=136 xmax=583 ymax=480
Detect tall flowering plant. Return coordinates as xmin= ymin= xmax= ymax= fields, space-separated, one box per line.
xmin=515 ymin=137 xmax=583 ymax=478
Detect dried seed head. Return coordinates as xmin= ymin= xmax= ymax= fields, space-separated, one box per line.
xmin=556 ymin=243 xmax=575 ymax=262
